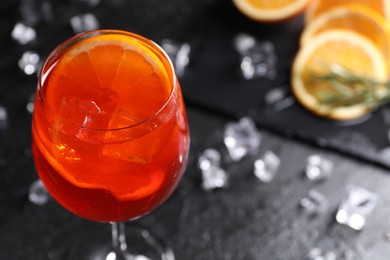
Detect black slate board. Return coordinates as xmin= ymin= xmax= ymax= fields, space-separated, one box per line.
xmin=179 ymin=0 xmax=390 ymax=169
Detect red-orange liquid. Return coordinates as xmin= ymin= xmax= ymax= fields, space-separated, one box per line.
xmin=32 ymin=31 xmax=189 ymax=222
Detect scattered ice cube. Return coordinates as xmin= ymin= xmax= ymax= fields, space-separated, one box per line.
xmin=29 ymin=179 xmax=50 ymax=206
xmin=19 ymin=0 xmax=55 ymax=26
xmin=198 ymin=148 xmax=221 ymax=171
xmin=264 ymin=87 xmax=295 ymax=112
xmin=234 ymin=33 xmax=277 ymax=80
xmin=201 ymin=166 xmax=228 ymax=191
xmin=306 ymin=248 xmax=336 ymax=260
xmin=11 ymin=22 xmax=37 ymax=45
xmin=26 ymin=93 xmax=35 ymax=114
xmin=18 ymin=51 xmax=41 ymax=75
xmin=305 ymin=154 xmax=333 ymax=182
xmin=160 ymin=39 xmax=191 ymax=78
xmin=0 ymin=105 xmax=9 ymax=130
xmin=234 ymin=33 xmax=256 ymax=56
xmin=70 ymin=13 xmax=100 ymax=34
xmin=223 ymin=117 xmax=261 ymax=161
xmin=300 ymin=189 xmax=328 ymax=215
xmin=336 ymin=185 xmax=378 ymax=231
xmin=254 ymin=151 xmax=280 ymax=183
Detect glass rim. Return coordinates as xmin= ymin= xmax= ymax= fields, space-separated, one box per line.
xmin=37 ymin=29 xmax=178 ymax=132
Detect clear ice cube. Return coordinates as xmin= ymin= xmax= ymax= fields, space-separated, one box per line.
xmin=29 ymin=179 xmax=50 ymax=206
xmin=336 ymin=185 xmax=378 ymax=231
xmin=160 ymin=39 xmax=191 ymax=78
xmin=0 ymin=105 xmax=9 ymax=130
xmin=56 ymin=96 xmax=110 ymax=142
xmin=19 ymin=0 xmax=53 ymax=26
xmin=11 ymin=22 xmax=36 ymax=45
xmin=18 ymin=51 xmax=41 ymax=75
xmin=307 ymin=248 xmax=336 ymax=260
xmin=223 ymin=117 xmax=261 ymax=162
xmin=234 ymin=33 xmax=256 ymax=56
xmin=201 ymin=166 xmax=229 ymax=191
xmin=70 ymin=13 xmax=100 ymax=34
xmin=198 ymin=148 xmax=221 ymax=171
xmin=305 ymin=154 xmax=333 ymax=182
xmin=234 ymin=33 xmax=277 ymax=80
xmin=264 ymin=87 xmax=295 ymax=112
xmin=26 ymin=93 xmax=35 ymax=114
xmin=254 ymin=151 xmax=280 ymax=183
xmin=300 ymin=189 xmax=328 ymax=215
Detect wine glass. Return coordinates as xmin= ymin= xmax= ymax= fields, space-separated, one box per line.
xmin=31 ymin=30 xmax=190 ymax=259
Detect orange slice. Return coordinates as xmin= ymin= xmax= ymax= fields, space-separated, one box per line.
xmin=232 ymin=0 xmax=312 ymax=22
xmin=305 ymin=0 xmax=390 ymax=23
xmin=301 ymin=4 xmax=390 ymax=74
xmin=292 ymin=29 xmax=388 ymax=120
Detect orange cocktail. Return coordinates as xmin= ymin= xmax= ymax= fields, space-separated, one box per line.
xmin=32 ymin=30 xmax=189 ymax=222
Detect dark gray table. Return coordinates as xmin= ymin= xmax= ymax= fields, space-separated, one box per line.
xmin=1 ymin=0 xmax=390 ymax=259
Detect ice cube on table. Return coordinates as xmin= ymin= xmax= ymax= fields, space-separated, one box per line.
xmin=336 ymin=185 xmax=378 ymax=231
xmin=254 ymin=151 xmax=280 ymax=183
xmin=300 ymin=189 xmax=328 ymax=215
xmin=201 ymin=166 xmax=228 ymax=191
xmin=160 ymin=39 xmax=191 ymax=78
xmin=70 ymin=13 xmax=99 ymax=34
xmin=11 ymin=22 xmax=36 ymax=45
xmin=305 ymin=154 xmax=333 ymax=182
xmin=223 ymin=117 xmax=261 ymax=162
xmin=306 ymin=248 xmax=336 ymax=260
xmin=18 ymin=51 xmax=40 ymax=75
xmin=198 ymin=148 xmax=221 ymax=171
xmin=26 ymin=93 xmax=35 ymax=114
xmin=234 ymin=33 xmax=277 ymax=80
xmin=0 ymin=105 xmax=9 ymax=130
xmin=234 ymin=33 xmax=256 ymax=56
xmin=29 ymin=179 xmax=50 ymax=206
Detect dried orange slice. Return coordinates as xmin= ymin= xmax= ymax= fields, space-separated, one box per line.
xmin=301 ymin=4 xmax=390 ymax=74
xmin=305 ymin=0 xmax=390 ymax=23
xmin=292 ymin=29 xmax=388 ymax=120
xmin=232 ymin=0 xmax=312 ymax=22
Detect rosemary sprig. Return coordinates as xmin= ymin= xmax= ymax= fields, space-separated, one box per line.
xmin=308 ymin=64 xmax=390 ymax=108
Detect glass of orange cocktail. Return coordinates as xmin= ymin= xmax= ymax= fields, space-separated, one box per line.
xmin=32 ymin=29 xmax=189 ymax=259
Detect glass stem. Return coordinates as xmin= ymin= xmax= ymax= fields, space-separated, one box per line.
xmin=111 ymin=222 xmax=128 ymax=253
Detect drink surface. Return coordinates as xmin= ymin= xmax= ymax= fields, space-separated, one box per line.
xmin=32 ymin=31 xmax=189 ymax=222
